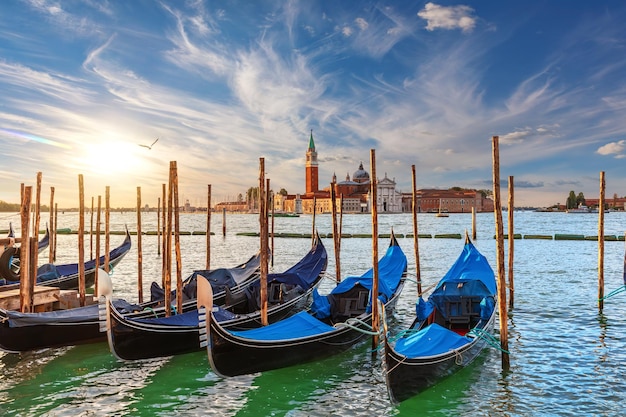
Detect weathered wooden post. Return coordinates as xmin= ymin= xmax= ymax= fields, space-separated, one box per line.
xmin=311 ymin=197 xmax=317 ymax=245
xmin=411 ymin=165 xmax=422 ymax=296
xmin=222 ymin=207 xmax=227 ymax=237
xmin=165 ymin=173 xmax=173 ymax=317
xmin=161 ymin=183 xmax=166 ymax=287
xmin=472 ymin=207 xmax=477 ymax=241
xmin=49 ymin=186 xmax=55 ymax=263
xmin=172 ymin=162 xmax=183 ymax=315
xmin=259 ymin=158 xmax=269 ymax=326
xmin=508 ymin=176 xmax=515 ymax=309
xmin=331 ymin=180 xmax=341 ymax=284
xmin=53 ymin=203 xmax=58 ymax=261
xmin=598 ymin=171 xmax=605 ymax=312
xmin=95 ymin=196 xmax=101 ymax=273
xmin=157 ymin=196 xmax=161 ymax=256
xmin=104 ymin=186 xmax=111 ymax=273
xmin=137 ymin=186 xmax=143 ymax=303
xmin=19 ymin=186 xmax=32 ymax=313
xmin=78 ymin=175 xmax=86 ymax=307
xmin=90 ymin=196 xmax=94 ymax=260
xmin=206 ymin=184 xmax=211 ymax=270
xmin=492 ymin=135 xmax=510 ymax=370
xmin=370 ymin=149 xmax=380 ymax=355
xmin=33 ymin=173 xmax=41 ymax=273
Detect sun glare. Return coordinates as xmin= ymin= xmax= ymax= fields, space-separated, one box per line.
xmin=79 ymin=140 xmax=147 ymax=176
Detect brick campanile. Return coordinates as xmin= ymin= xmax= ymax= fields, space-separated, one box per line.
xmin=305 ymin=130 xmax=318 ymax=195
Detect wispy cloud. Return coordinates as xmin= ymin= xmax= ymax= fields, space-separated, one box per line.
xmin=417 ymin=2 xmax=477 ymax=33
xmin=596 ymin=140 xmax=626 ymax=158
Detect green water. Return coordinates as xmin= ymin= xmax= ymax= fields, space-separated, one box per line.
xmin=1 ymin=211 xmax=626 ymax=416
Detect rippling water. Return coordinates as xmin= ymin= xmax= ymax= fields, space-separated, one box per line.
xmin=1 ymin=211 xmax=625 ymax=416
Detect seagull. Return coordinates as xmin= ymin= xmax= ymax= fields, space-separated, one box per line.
xmin=139 ymin=137 xmax=159 ymax=150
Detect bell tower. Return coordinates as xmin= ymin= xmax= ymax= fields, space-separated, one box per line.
xmin=305 ymin=130 xmax=318 ymax=195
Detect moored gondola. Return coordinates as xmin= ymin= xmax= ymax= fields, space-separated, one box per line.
xmin=0 ymin=251 xmax=261 ymax=353
xmin=102 ymin=234 xmax=328 ymax=360
xmin=382 ymin=234 xmax=497 ymax=403
xmin=197 ymin=232 xmax=407 ymax=377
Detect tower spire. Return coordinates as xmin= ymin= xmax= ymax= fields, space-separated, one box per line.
xmin=308 ymin=129 xmax=315 ymax=150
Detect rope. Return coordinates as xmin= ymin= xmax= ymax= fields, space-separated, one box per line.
xmin=143 ymin=307 xmax=158 ymax=318
xmin=333 ymin=317 xmax=377 ymax=335
xmin=599 ymin=285 xmax=626 ymax=301
xmin=467 ymin=327 xmax=510 ymax=354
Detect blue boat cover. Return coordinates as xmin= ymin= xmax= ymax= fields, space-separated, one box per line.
xmin=426 ymin=241 xmax=496 ymax=318
xmin=394 ymin=323 xmax=470 ymax=357
xmin=311 ymin=241 xmax=407 ymax=319
xmin=132 ymin=305 xmax=238 ymax=326
xmin=229 ymin=311 xmax=336 ymax=340
xmin=5 ymin=299 xmax=139 ymax=327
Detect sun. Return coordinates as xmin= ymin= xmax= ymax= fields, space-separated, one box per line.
xmin=79 ymin=139 xmax=148 ymax=177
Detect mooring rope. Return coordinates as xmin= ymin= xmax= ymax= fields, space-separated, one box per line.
xmin=333 ymin=317 xmax=377 ymax=335
xmin=467 ymin=327 xmax=509 ymax=354
xmin=599 ymin=285 xmax=626 ymax=301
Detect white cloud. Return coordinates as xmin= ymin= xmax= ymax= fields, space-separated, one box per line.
xmin=596 ymin=140 xmax=625 ymax=157
xmin=355 ymin=18 xmax=368 ymax=31
xmin=417 ymin=2 xmax=477 ymax=33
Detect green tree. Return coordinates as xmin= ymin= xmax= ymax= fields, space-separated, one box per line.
xmin=566 ymin=191 xmax=577 ymax=209
xmin=576 ymin=192 xmax=585 ymax=207
xmin=278 ymin=188 xmax=288 ymax=196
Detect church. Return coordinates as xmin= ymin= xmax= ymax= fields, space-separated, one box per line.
xmin=275 ymin=131 xmax=403 ymax=214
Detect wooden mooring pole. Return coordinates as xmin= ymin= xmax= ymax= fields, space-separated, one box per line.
xmin=95 ymin=196 xmax=101 ymax=273
xmin=157 ymin=196 xmax=161 ymax=256
xmin=259 ymin=158 xmax=269 ymax=326
xmin=222 ymin=207 xmax=226 ymax=237
xmin=598 ymin=171 xmax=605 ymax=312
xmin=90 ymin=196 xmax=94 ymax=260
xmin=49 ymin=187 xmax=55 ymax=264
xmin=19 ymin=186 xmax=32 ymax=313
xmin=78 ymin=175 xmax=86 ymax=307
xmin=165 ymin=171 xmax=173 ymax=317
xmin=206 ymin=185 xmax=211 ymax=270
xmin=331 ymin=180 xmax=341 ymax=284
xmin=370 ymin=149 xmax=380 ymax=355
xmin=411 ymin=165 xmax=422 ymax=296
xmin=137 ymin=186 xmax=143 ymax=303
xmin=161 ymin=183 xmax=166 ymax=287
xmin=508 ymin=176 xmax=515 ymax=309
xmin=472 ymin=207 xmax=477 ymax=241
xmin=492 ymin=135 xmax=510 ymax=370
xmin=172 ymin=162 xmax=183 ymax=315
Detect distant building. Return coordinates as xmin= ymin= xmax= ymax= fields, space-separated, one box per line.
xmin=280 ymin=132 xmax=403 ymax=214
xmin=581 ymin=197 xmax=625 ymax=211
xmin=401 ymin=189 xmax=494 ymax=213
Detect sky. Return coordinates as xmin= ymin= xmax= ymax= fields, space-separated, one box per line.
xmin=1 ymin=0 xmax=626 ymax=209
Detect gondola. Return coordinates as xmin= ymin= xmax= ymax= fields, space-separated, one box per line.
xmin=102 ymin=235 xmax=328 ymax=361
xmin=197 ymin=232 xmax=407 ymax=377
xmin=0 ymin=228 xmax=131 ymax=289
xmin=0 ymin=252 xmax=262 ymax=353
xmin=382 ymin=234 xmax=497 ymax=403
xmin=0 ymin=223 xmax=51 ymax=279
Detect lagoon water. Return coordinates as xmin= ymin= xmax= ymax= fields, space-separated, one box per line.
xmin=0 ymin=210 xmax=625 ymax=416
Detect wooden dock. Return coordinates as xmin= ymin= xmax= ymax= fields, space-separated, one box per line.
xmin=0 ymin=285 xmax=97 ymax=312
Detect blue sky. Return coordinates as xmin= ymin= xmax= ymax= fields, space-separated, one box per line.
xmin=1 ymin=0 xmax=625 ymax=209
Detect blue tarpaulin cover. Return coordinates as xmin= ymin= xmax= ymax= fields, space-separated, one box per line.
xmin=311 ymin=241 xmax=407 ymax=319
xmin=230 ymin=311 xmax=336 ymax=340
xmin=229 ymin=237 xmax=407 ymax=341
xmin=394 ymin=323 xmax=470 ymax=357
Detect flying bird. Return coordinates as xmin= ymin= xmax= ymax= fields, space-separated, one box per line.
xmin=139 ymin=137 xmax=159 ymax=150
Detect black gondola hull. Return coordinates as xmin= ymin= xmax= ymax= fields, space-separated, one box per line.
xmin=107 ymin=286 xmax=318 ymax=360
xmin=0 ymin=316 xmax=102 ymax=353
xmin=207 ymin=280 xmax=405 ymax=377
xmin=384 ymin=313 xmax=495 ymax=403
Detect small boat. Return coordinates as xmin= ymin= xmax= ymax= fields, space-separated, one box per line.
xmin=268 ymin=212 xmax=300 ymax=218
xmin=382 ymin=234 xmax=497 ymax=403
xmin=436 ymin=199 xmax=449 ymax=217
xmin=1 ymin=223 xmax=51 ymax=277
xmin=0 ymin=252 xmax=262 ymax=353
xmin=566 ymin=204 xmax=591 ymax=213
xmin=0 ymin=228 xmax=131 ymax=289
xmin=197 ymin=232 xmax=407 ymax=377
xmin=101 ymin=235 xmax=328 ymax=361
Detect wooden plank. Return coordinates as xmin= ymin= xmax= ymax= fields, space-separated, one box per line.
xmin=0 ymin=286 xmax=60 ymax=310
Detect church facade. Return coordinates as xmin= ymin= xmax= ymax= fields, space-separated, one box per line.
xmin=275 ymin=131 xmax=403 ymax=214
